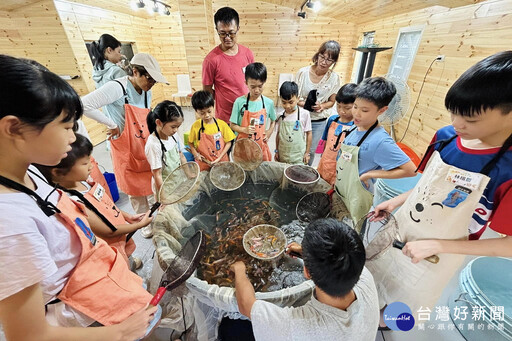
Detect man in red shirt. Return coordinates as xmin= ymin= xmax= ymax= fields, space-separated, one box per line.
xmin=202 ymin=7 xmax=255 ymax=123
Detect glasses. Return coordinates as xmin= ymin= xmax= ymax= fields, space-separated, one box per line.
xmin=144 ymin=73 xmax=156 ymax=83
xmin=217 ymin=30 xmax=238 ymax=39
xmin=318 ymin=54 xmax=335 ymax=64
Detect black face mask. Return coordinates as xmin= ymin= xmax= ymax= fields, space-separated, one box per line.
xmin=303 ymin=89 xmax=318 ymax=112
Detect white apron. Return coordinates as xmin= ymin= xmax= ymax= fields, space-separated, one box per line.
xmin=366 ymin=136 xmax=494 ymax=315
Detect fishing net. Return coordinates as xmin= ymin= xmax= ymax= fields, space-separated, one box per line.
xmin=209 ymin=161 xmax=246 ymax=191
xmin=296 ymin=192 xmax=332 ymax=223
xmin=149 ymin=161 xmax=349 ymax=340
xmin=159 ymin=161 xmax=200 ymax=204
xmin=356 ymin=211 xmax=399 ymax=261
xmin=231 ymin=138 xmax=263 ymax=171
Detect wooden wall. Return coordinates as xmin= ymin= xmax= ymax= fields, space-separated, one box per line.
xmin=178 ymin=0 xmax=216 ymax=91
xmin=53 ymin=0 xmax=188 ymax=144
xmin=0 ymin=0 xmax=107 ymax=143
xmin=199 ymin=0 xmax=359 ymax=103
xmin=356 ymin=0 xmax=512 ymax=155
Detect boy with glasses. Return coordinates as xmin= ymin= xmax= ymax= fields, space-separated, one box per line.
xmin=202 ymin=7 xmax=255 ymax=123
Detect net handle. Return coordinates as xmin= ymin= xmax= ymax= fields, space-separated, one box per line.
xmin=392 ymin=240 xmax=439 ymax=264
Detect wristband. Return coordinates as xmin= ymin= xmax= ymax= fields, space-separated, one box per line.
xmin=274 ymin=149 xmax=279 ymax=153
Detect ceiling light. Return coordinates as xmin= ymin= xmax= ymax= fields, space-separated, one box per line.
xmin=162 ymin=7 xmax=171 ymax=15
xmin=152 ymin=1 xmax=160 ymax=13
xmin=131 ymin=0 xmax=145 ymax=10
xmin=297 ymin=11 xmax=306 ymax=19
xmin=306 ymin=0 xmax=314 ymax=9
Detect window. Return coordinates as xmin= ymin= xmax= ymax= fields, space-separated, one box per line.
xmin=387 ymin=26 xmax=425 ymax=81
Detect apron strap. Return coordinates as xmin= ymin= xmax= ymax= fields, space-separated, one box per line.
xmin=278 ymin=108 xmax=301 ymax=122
xmin=356 ymin=121 xmax=379 ymax=147
xmin=60 ymin=187 xmax=118 ymax=233
xmin=481 ymin=132 xmax=512 ymax=175
xmin=144 ymin=92 xmax=148 ymax=109
xmin=0 ymin=172 xmax=61 ymax=217
xmin=242 ymin=94 xmax=265 ymax=116
xmin=113 ymin=80 xmax=129 ymax=105
xmin=415 ymin=135 xmax=457 ymax=172
xmin=198 ymin=118 xmax=221 ymax=141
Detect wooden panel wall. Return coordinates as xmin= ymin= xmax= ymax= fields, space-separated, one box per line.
xmin=356 ymin=0 xmax=512 ymax=155
xmin=0 ymin=0 xmax=104 ymax=143
xmin=178 ymin=0 xmax=215 ymax=91
xmin=210 ymin=0 xmax=358 ymax=103
xmin=53 ymin=0 xmax=189 ymax=102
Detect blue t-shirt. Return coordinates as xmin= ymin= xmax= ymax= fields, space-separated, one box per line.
xmin=422 ymin=125 xmax=512 ymax=237
xmin=321 ymin=115 xmax=354 ymax=141
xmin=340 ymin=126 xmax=410 ymax=191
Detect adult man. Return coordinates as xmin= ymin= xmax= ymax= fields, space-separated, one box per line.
xmin=202 ymin=7 xmax=255 ymax=123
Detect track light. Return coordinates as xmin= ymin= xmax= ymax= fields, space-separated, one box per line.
xmin=131 ymin=0 xmax=171 ymax=16
xmin=298 ymin=0 xmax=321 ymax=18
xmin=131 ymin=0 xmax=145 ymax=10
xmin=152 ymin=1 xmax=159 ymax=13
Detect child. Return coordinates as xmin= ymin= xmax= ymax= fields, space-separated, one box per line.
xmin=144 ymin=100 xmax=187 ymax=238
xmin=274 ymin=81 xmax=312 ymax=164
xmin=188 ymin=90 xmax=236 ymax=171
xmin=317 ymin=83 xmax=356 ymax=185
xmin=230 ymin=218 xmax=379 ymax=341
xmin=230 ymin=62 xmax=276 ymax=161
xmin=335 ymin=77 xmax=416 ymax=223
xmin=368 ymin=51 xmax=512 ymax=320
xmin=0 ymin=54 xmax=157 ymax=339
xmin=35 ymin=134 xmax=152 ymax=267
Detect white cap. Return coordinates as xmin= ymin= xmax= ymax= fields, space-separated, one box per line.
xmin=130 ymin=53 xmax=169 ymax=85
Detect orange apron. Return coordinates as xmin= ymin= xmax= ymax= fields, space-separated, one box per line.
xmin=196 ymin=118 xmax=228 ymax=171
xmin=317 ymin=118 xmax=351 ymax=185
xmin=0 ymin=171 xmax=151 ymax=326
xmin=83 ymin=181 xmax=136 ymax=265
xmin=89 ymin=156 xmax=113 ymax=200
xmin=236 ymin=94 xmax=272 ymax=161
xmin=110 ymin=82 xmax=152 ymax=197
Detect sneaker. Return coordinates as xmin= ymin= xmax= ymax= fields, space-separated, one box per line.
xmin=132 ymin=257 xmax=143 ymax=270
xmin=140 ymin=224 xmax=153 ymax=238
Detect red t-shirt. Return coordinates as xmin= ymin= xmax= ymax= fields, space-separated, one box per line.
xmin=202 ymin=44 xmax=255 ymax=122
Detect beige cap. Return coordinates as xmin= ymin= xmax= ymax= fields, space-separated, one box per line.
xmin=130 ymin=53 xmax=169 ymax=85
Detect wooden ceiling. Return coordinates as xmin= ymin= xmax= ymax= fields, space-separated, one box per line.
xmin=0 ymin=0 xmax=42 ymax=11
xmin=1 ymin=0 xmax=484 ymax=22
xmin=258 ymin=0 xmax=484 ymax=23
xmin=0 ymin=0 xmax=177 ymax=17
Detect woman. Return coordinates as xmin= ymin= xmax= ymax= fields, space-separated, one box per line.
xmin=295 ymin=40 xmax=341 ymax=165
xmin=81 ymin=53 xmax=169 ymax=218
xmin=76 ymin=34 xmax=126 ymax=139
xmin=91 ymin=33 xmax=126 ymax=89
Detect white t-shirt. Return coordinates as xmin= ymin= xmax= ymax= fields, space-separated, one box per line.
xmin=0 ymin=166 xmax=93 ymax=327
xmin=144 ymin=133 xmax=186 ymax=171
xmin=250 ymin=267 xmax=379 ymax=341
xmin=275 ymin=108 xmax=312 ymax=136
